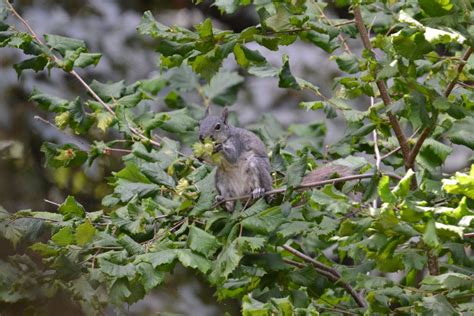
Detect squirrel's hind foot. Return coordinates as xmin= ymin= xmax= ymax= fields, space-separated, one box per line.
xmin=251 ymin=187 xmax=266 ymax=199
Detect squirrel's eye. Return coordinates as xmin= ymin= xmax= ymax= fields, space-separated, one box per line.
xmin=214 ymin=123 xmax=221 ymax=130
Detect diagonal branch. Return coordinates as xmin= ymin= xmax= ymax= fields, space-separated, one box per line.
xmin=353 ymin=6 xmax=411 ymax=167
xmin=407 ymin=46 xmax=473 ymax=168
xmin=282 ymin=244 xmax=367 ymax=308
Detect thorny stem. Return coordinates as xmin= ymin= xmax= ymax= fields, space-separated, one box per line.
xmin=282 ymin=245 xmax=367 ymax=308
xmin=352 ymin=6 xmax=410 ymax=167
xmin=6 ymin=1 xmax=160 ymax=148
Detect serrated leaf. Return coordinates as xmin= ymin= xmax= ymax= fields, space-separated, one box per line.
xmin=136 ymin=262 xmax=165 ymax=292
xmin=446 ymin=117 xmax=474 ymax=150
xmin=29 ymin=88 xmax=69 ymax=112
xmin=74 ymin=52 xmax=101 ymax=68
xmin=176 ymin=249 xmax=211 ymax=274
xmin=134 ymin=250 xmax=177 ymax=268
xmin=99 ymin=259 xmax=135 ymax=278
xmin=75 ymin=221 xmax=96 ymax=246
xmin=58 ymin=196 xmax=85 ymax=219
xmin=418 ymin=138 xmax=452 ymax=169
xmin=44 ymin=34 xmax=86 ymax=56
xmin=423 ymin=219 xmax=440 ymax=249
xmin=419 ymin=0 xmax=453 ymax=17
xmin=287 ymin=155 xmax=307 ymax=188
xmin=202 ymin=70 xmax=244 ymax=106
xmin=335 ymin=53 xmax=359 ymax=74
xmin=51 ymin=227 xmax=75 ymax=246
xmin=392 ymin=30 xmax=433 ymax=60
xmin=13 ymin=56 xmax=48 ymax=77
xmin=393 ymin=169 xmax=414 ymax=198
xmin=378 ymin=176 xmax=397 ymax=203
xmin=187 ymin=226 xmax=220 ymax=257
xmin=278 ymin=54 xmax=300 ymax=90
xmin=137 ymin=11 xmax=169 ymax=37
xmin=89 ymin=80 xmax=125 ymax=102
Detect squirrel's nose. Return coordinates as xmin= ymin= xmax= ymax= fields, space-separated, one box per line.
xmin=199 ymin=135 xmax=204 ymax=142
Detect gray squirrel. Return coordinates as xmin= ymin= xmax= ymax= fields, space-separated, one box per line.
xmin=198 ymin=108 xmax=357 ymax=212
xmin=198 ymin=108 xmax=272 ymax=212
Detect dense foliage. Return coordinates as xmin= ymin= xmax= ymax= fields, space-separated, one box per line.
xmin=1 ymin=0 xmax=473 ymax=314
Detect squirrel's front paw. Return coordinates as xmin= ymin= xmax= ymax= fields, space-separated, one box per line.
xmin=213 ymin=143 xmax=223 ymax=153
xmin=251 ymin=187 xmax=266 ymax=199
xmin=215 ymin=195 xmax=224 ymax=203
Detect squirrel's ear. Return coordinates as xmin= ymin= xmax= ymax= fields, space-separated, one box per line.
xmin=204 ymin=106 xmax=210 ymax=117
xmin=222 ymin=108 xmax=229 ymax=124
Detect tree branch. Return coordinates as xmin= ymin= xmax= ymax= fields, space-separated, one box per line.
xmin=282 ymin=244 xmax=367 ymax=308
xmin=214 ymin=172 xmax=401 ymax=206
xmin=352 ymin=6 xmax=410 ymax=167
xmin=407 ymin=46 xmax=473 ymax=168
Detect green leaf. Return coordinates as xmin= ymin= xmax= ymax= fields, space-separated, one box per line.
xmin=392 ymin=30 xmax=433 ymax=60
xmin=335 ymin=53 xmax=359 ymax=74
xmin=271 ymin=297 xmax=293 ymax=316
xmin=187 ymin=226 xmax=221 ymax=258
xmin=117 ymin=235 xmax=144 ymax=255
xmin=423 ymin=219 xmax=440 ymax=249
xmin=13 ymin=56 xmax=48 ymax=77
xmin=419 ymin=0 xmax=453 ymax=17
xmin=378 ymin=176 xmax=397 ymax=203
xmin=74 ymin=52 xmax=101 ymax=68
xmin=190 ymin=169 xmax=217 ymax=216
xmin=44 ymin=34 xmax=86 ymax=56
xmin=58 ymin=196 xmax=85 ymax=219
xmin=418 ymin=138 xmax=452 ymax=169
xmin=51 ymin=227 xmax=75 ymax=246
xmin=29 ymin=88 xmax=69 ymax=112
xmin=166 ymin=64 xmax=199 ymax=92
xmin=99 ymin=259 xmax=135 ymax=278
xmin=136 ymin=262 xmax=165 ymax=291
xmin=446 ymin=117 xmax=474 ymax=150
xmin=203 ymin=69 xmax=244 ymax=106
xmin=278 ymin=55 xmax=300 ymax=90
xmin=140 ymin=162 xmax=176 ymax=187
xmin=89 ymin=80 xmax=125 ymax=102
xmin=210 ymin=241 xmax=242 ymax=283
xmin=264 ymin=6 xmax=292 ymax=32
xmin=442 ymin=166 xmax=474 ymax=199
xmin=421 ymin=295 xmax=457 ymax=314
xmin=30 ymin=242 xmax=60 ymax=257
xmin=421 ymin=272 xmax=473 ymax=291
xmin=137 ymin=11 xmax=169 ymax=37
xmin=75 ymin=221 xmax=96 ymax=246
xmin=135 ymin=250 xmax=177 ymax=268
xmin=159 ymin=108 xmax=198 ymax=134
xmin=116 ymin=90 xmax=148 ymax=108
xmin=176 ymin=249 xmax=211 ymax=274
xmin=392 ymin=169 xmax=414 ymax=198
xmin=286 ymin=155 xmax=307 ymax=188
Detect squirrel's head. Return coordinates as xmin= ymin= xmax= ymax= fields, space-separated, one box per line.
xmin=198 ymin=108 xmax=231 ymax=144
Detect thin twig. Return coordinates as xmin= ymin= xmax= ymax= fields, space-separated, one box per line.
xmin=44 ymin=199 xmax=61 ymax=207
xmin=314 ymin=4 xmax=352 ymax=54
xmin=407 ymin=46 xmax=473 ymax=168
xmin=282 ymin=244 xmax=367 ymax=308
xmin=7 ymin=1 xmax=160 ymax=148
xmin=352 ymin=6 xmax=410 ymax=167
xmin=372 ymin=116 xmax=381 ymax=208
xmin=215 ymin=172 xmax=401 ymax=206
